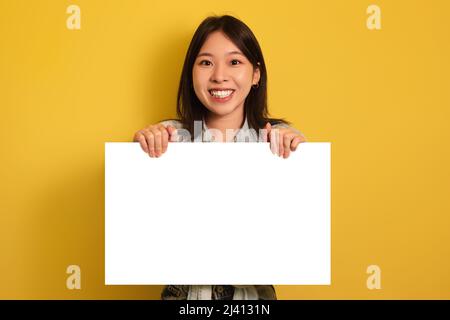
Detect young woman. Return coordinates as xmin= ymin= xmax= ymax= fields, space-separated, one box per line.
xmin=133 ymin=15 xmax=306 ymax=300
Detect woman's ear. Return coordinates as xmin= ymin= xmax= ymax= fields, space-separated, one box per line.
xmin=253 ymin=63 xmax=261 ymax=85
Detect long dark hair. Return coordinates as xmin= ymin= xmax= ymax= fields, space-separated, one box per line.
xmin=169 ymin=15 xmax=288 ymax=139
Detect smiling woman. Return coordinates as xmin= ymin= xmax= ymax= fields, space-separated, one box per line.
xmin=192 ymin=33 xmax=260 ymax=119
xmin=172 ymin=15 xmax=295 ymax=142
xmin=134 ymin=15 xmax=306 ymax=156
xmin=133 ymin=14 xmax=307 ymax=300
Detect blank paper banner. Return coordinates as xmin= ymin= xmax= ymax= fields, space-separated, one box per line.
xmin=105 ymin=142 xmax=331 ymax=285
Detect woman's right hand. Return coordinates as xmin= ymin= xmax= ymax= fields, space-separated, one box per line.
xmin=133 ymin=124 xmax=177 ymax=158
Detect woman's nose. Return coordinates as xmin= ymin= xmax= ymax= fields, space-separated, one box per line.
xmin=210 ymin=63 xmax=228 ymax=83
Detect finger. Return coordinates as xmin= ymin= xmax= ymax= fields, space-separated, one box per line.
xmin=167 ymin=125 xmax=178 ymax=142
xmin=142 ymin=129 xmax=155 ymax=157
xmin=160 ymin=126 xmax=169 ymax=154
xmin=133 ymin=131 xmax=142 ymax=142
xmin=291 ymin=135 xmax=307 ymax=151
xmin=283 ymin=133 xmax=294 ymax=158
xmin=150 ymin=127 xmax=162 ymax=157
xmin=278 ymin=131 xmax=284 ymax=157
xmin=264 ymin=122 xmax=271 ymax=143
xmin=270 ymin=127 xmax=279 ymax=155
xmin=136 ymin=132 xmax=149 ymax=153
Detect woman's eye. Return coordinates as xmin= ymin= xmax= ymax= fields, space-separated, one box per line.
xmin=198 ymin=59 xmax=241 ymax=66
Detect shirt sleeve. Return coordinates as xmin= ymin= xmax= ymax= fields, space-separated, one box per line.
xmin=158 ymin=119 xmax=192 ymax=142
xmin=158 ymin=119 xmax=184 ymax=129
xmin=271 ymin=122 xmax=306 ymax=138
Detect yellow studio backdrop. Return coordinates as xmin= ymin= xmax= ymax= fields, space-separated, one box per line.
xmin=1 ymin=0 xmax=449 ymax=299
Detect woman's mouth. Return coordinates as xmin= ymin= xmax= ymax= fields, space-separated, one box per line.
xmin=208 ymin=89 xmax=235 ymax=103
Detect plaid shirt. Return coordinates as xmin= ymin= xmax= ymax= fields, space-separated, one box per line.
xmin=158 ymin=117 xmax=296 ymax=300
xmin=161 ymin=284 xmax=277 ymax=300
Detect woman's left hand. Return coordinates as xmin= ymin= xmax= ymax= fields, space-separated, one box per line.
xmin=264 ymin=122 xmax=307 ymax=158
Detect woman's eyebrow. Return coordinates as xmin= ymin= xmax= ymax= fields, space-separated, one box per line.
xmin=197 ymin=51 xmax=244 ymax=58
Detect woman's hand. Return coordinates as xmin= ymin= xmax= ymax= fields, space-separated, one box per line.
xmin=133 ymin=124 xmax=177 ymax=158
xmin=264 ymin=122 xmax=307 ymax=159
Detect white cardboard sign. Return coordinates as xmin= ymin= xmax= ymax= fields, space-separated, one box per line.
xmin=105 ymin=142 xmax=331 ymax=285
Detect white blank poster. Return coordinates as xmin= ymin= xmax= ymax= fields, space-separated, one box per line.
xmin=105 ymin=142 xmax=331 ymax=285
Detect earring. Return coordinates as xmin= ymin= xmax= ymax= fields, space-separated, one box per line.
xmin=252 ymin=82 xmax=259 ymax=89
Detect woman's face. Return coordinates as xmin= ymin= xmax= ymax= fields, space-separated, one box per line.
xmin=192 ymin=31 xmax=260 ymax=118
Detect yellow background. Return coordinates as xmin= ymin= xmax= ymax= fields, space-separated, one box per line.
xmin=1 ymin=0 xmax=449 ymax=299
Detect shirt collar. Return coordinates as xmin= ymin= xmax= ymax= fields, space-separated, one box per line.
xmin=202 ymin=116 xmax=256 ymax=142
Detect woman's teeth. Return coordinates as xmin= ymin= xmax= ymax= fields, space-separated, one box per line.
xmin=209 ymin=90 xmax=234 ymax=98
